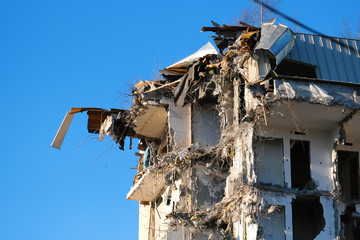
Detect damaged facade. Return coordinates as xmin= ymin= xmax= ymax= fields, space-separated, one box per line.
xmin=52 ymin=21 xmax=360 ymax=240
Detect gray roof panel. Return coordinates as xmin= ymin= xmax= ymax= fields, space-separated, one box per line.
xmin=286 ymin=33 xmax=360 ymax=84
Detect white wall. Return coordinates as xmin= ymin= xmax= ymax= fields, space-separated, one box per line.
xmin=154 ymin=199 xmax=171 ymax=240
xmin=256 ymin=139 xmax=284 ymax=186
xmin=263 ymin=193 xmax=294 ymax=240
xmin=138 ymin=203 xmax=150 ymax=240
xmin=192 ymin=104 xmax=220 ymax=147
xmin=315 ymin=196 xmax=336 ymax=240
xmin=261 ymin=127 xmax=334 ymax=191
xmin=259 ymin=206 xmax=286 ymax=240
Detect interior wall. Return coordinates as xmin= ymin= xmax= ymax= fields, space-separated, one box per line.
xmin=256 ymin=139 xmax=284 ymax=186
xmin=259 ymin=206 xmax=286 ymax=240
xmin=309 ymin=130 xmax=333 ymax=191
xmin=263 ymin=193 xmax=294 ymax=240
xmin=191 ymin=104 xmax=220 ymax=147
xmin=168 ymin=102 xmax=191 ymax=148
xmin=193 ymin=163 xmax=227 ymax=211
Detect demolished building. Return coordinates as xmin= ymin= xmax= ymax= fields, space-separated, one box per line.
xmin=52 ymin=21 xmax=360 ymax=240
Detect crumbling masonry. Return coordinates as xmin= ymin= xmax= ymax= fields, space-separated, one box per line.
xmin=53 ymin=21 xmax=360 ymax=240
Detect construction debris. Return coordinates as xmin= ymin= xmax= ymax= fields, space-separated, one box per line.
xmin=53 ymin=20 xmax=360 ymax=240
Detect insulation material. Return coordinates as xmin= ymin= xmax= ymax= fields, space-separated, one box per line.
xmin=309 ymin=83 xmax=334 ymax=105
xmin=173 ymin=61 xmax=200 ymax=106
xmin=274 ymin=79 xmax=360 ymax=108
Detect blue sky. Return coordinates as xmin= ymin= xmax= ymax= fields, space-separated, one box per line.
xmin=0 ymin=0 xmax=359 ymax=239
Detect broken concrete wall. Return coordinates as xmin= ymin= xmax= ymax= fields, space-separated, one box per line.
xmin=317 ymin=196 xmax=336 ymax=240
xmin=227 ymin=121 xmax=337 ymax=239
xmin=192 ymin=162 xmax=227 ymax=211
xmin=258 ymin=206 xmax=286 ymax=240
xmin=257 ymin=193 xmax=334 ymax=240
xmin=239 ymin=122 xmax=256 ymax=185
xmin=154 ymin=198 xmax=172 ymax=240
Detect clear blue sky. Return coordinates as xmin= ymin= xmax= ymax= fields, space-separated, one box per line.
xmin=0 ymin=0 xmax=359 ymax=239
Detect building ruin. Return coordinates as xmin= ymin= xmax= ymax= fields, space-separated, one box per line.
xmin=52 ymin=21 xmax=360 ymax=240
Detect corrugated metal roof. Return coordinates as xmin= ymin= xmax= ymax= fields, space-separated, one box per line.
xmin=285 ymin=33 xmax=360 ymax=84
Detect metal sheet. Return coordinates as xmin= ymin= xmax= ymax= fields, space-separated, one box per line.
xmin=254 ymin=23 xmax=296 ymax=65
xmin=286 ymin=34 xmax=360 ymax=84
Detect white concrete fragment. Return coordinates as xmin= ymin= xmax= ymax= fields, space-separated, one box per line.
xmin=127 ymin=169 xmax=166 ymax=202
xmin=166 ymin=42 xmax=218 ymax=69
xmin=133 ymin=105 xmax=167 ymax=139
xmin=51 ymin=112 xmax=75 ymax=149
xmin=168 ymin=102 xmax=191 ymax=148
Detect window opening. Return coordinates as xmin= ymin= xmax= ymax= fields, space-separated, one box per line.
xmin=292 ymin=196 xmax=325 ymax=240
xmin=338 ymin=151 xmax=360 ymax=199
xmin=290 ymin=140 xmax=311 ymax=189
xmin=275 ymin=59 xmax=317 ymax=78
